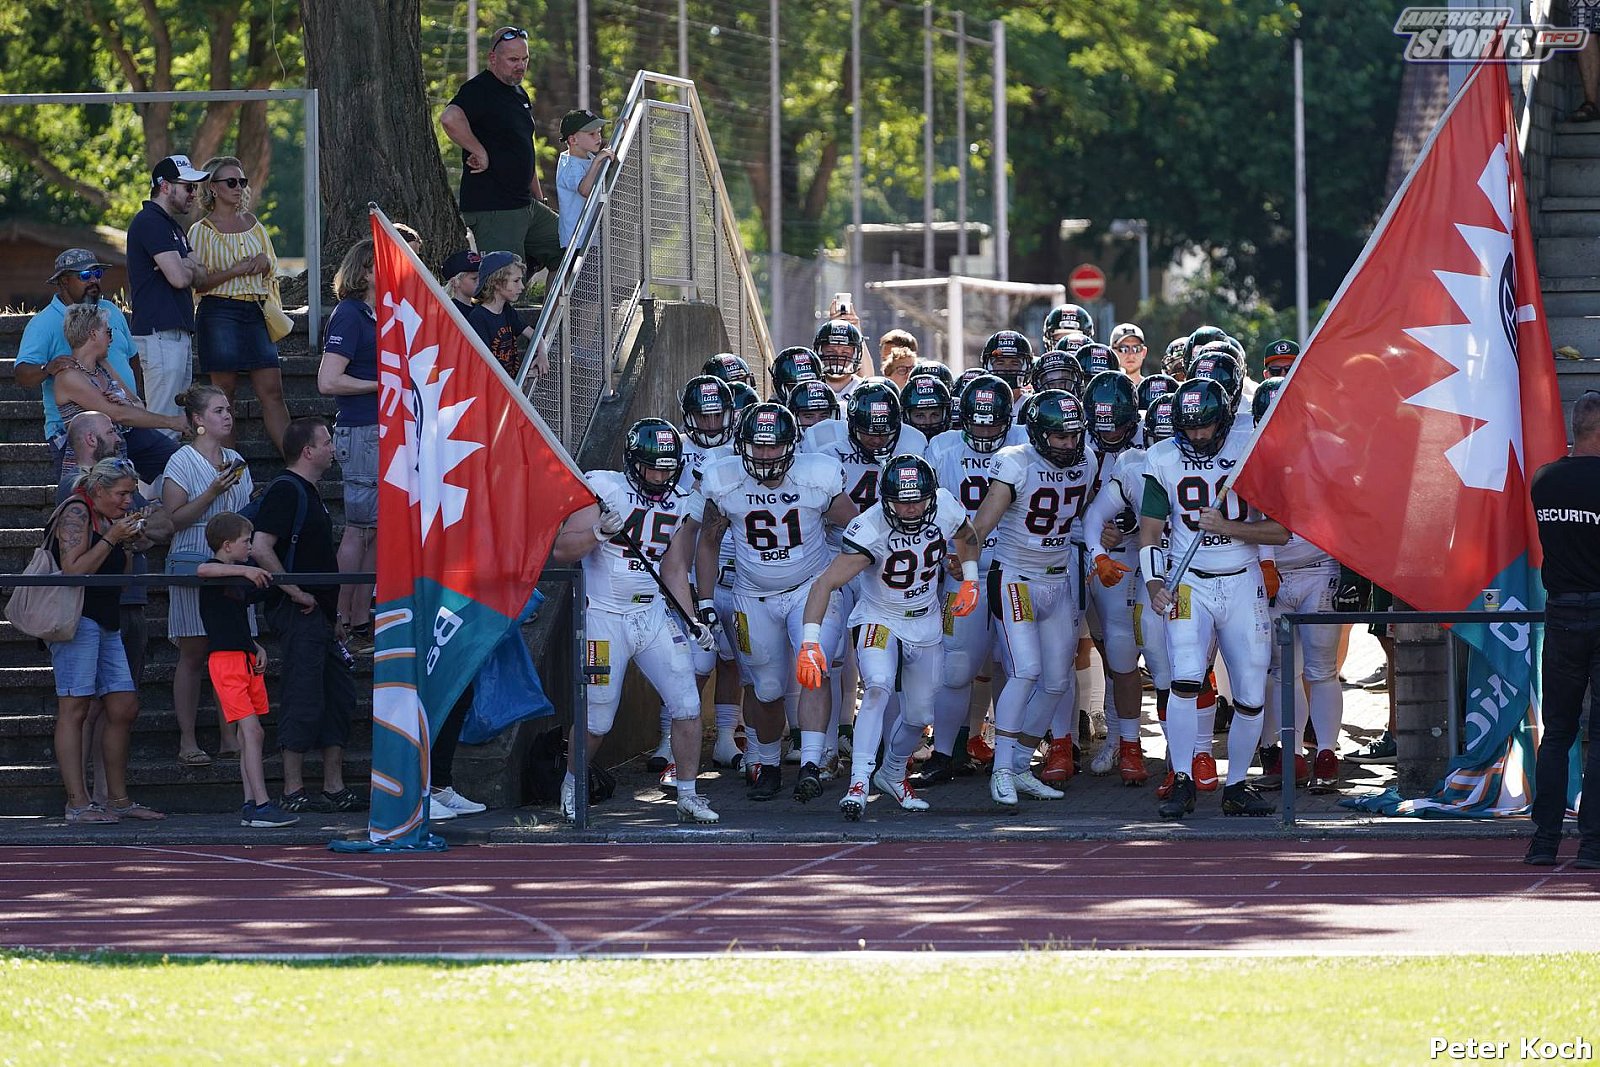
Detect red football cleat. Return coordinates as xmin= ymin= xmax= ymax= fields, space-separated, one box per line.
xmin=1040 ymin=737 xmax=1075 ymax=785
xmin=1118 ymin=741 xmax=1148 ymax=786
xmin=1193 ymin=751 xmax=1219 ymax=792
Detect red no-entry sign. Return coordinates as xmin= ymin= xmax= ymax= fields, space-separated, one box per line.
xmin=1068 ymin=264 xmax=1106 ymax=301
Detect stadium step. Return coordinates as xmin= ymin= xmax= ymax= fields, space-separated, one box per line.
xmin=1548 ymin=157 xmax=1600 ymax=199
xmin=1535 ymin=236 xmax=1600 ymax=277
xmin=1551 ymin=121 xmax=1600 ymax=158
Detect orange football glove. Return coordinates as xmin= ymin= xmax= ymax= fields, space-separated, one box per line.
xmin=950 ymin=579 xmax=979 ymax=617
xmin=796 ymin=641 xmax=828 ymax=689
xmin=1094 ymin=553 xmax=1132 ymax=588
xmin=1260 ymin=559 xmax=1281 ymax=600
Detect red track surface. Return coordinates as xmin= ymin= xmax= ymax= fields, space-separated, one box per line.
xmin=1 ymin=839 xmax=1595 ymax=956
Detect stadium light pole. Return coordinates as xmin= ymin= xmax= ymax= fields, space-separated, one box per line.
xmin=955 ymin=10 xmax=968 ymax=279
xmin=851 ymin=0 xmax=863 ymax=311
xmin=992 ymin=19 xmax=1007 ymax=281
xmin=577 ymin=0 xmax=589 ymax=108
xmin=678 ymin=0 xmax=689 ymax=79
xmin=923 ymin=4 xmax=935 ymax=282
xmin=467 ymin=0 xmax=479 ymax=78
xmin=770 ymin=0 xmax=782 ymax=337
xmin=1294 ymin=36 xmax=1309 ymax=345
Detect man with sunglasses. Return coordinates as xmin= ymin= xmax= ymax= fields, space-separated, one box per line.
xmin=440 ymin=26 xmax=562 ymax=281
xmin=13 ymin=250 xmax=142 ymax=481
xmin=1109 ymin=323 xmax=1148 ymax=387
xmin=127 ymin=154 xmax=212 ymax=436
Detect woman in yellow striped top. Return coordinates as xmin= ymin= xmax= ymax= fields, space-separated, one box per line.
xmin=189 ymin=155 xmax=290 ymax=455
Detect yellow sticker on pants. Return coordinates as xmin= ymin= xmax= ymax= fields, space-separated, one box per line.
xmin=734 ymin=611 xmax=752 ymax=654
xmin=1174 ymin=584 xmax=1193 ymax=621
xmin=1132 ymin=602 xmax=1144 ymax=645
xmin=585 ymin=640 xmax=612 ymax=685
xmin=1007 ymin=582 xmax=1034 ymax=623
xmin=862 ymin=623 xmax=891 ymax=650
xmin=942 ymin=593 xmax=957 ymax=636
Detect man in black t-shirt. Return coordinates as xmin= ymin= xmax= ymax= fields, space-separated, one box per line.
xmin=251 ymin=417 xmax=361 ymax=814
xmin=1526 ymin=391 xmax=1600 ymax=868
xmin=439 ymin=26 xmax=561 ymax=278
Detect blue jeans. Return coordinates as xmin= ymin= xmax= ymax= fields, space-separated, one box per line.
xmin=195 ymin=296 xmax=280 ymax=373
xmin=47 ymin=617 xmax=135 ymax=698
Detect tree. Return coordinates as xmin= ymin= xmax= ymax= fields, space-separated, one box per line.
xmin=300 ymin=0 xmax=462 ymax=285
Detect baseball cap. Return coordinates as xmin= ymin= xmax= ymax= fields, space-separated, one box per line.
xmin=1109 ymin=323 xmax=1145 ymax=347
xmin=560 ymin=109 xmax=608 ymax=139
xmin=473 ymin=250 xmax=519 ymax=298
xmin=151 ymin=154 xmax=211 ymax=186
xmin=442 ymin=249 xmax=482 ymax=278
xmin=49 ymin=248 xmax=113 ymax=283
xmin=1263 ymin=338 xmax=1300 ymax=369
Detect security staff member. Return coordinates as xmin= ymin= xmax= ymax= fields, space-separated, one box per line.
xmin=1526 ymin=390 xmax=1600 ymax=868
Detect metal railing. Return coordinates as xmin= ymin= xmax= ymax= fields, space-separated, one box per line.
xmin=516 ymin=71 xmax=775 ymax=454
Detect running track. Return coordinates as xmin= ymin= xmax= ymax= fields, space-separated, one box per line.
xmin=1 ymin=839 xmax=1595 ymax=956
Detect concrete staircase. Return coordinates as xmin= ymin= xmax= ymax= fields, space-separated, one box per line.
xmin=0 ymin=311 xmax=373 ymax=815
xmin=1536 ymin=119 xmax=1600 ymax=420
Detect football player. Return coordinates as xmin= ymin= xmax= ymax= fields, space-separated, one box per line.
xmin=551 ymin=419 xmax=719 ymax=824
xmin=798 ymin=455 xmax=980 ymax=818
xmin=787 ymin=378 xmax=842 ymax=432
xmin=1139 ymin=379 xmax=1287 ymax=819
xmin=772 ymin=346 xmax=824 ymax=403
xmin=1043 ymin=303 xmax=1095 ymax=345
xmin=925 ymin=375 xmax=1014 ymax=781
xmin=1074 ymin=342 xmax=1119 ymax=380
xmin=815 ymin=318 xmax=868 ymax=400
xmin=702 ymin=351 xmax=755 ymax=388
xmin=901 ymin=374 xmax=953 ymax=438
xmin=697 ymin=403 xmax=857 ymax=802
xmin=970 ymin=390 xmax=1102 ymax=807
xmin=908 ymin=360 xmax=956 ymax=392
xmin=981 ymin=330 xmax=1034 ymax=392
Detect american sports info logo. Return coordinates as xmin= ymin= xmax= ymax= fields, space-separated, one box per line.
xmin=1395 ymin=7 xmax=1588 ymax=63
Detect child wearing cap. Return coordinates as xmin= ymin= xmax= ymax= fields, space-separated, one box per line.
xmin=440 ymin=249 xmax=481 ymax=318
xmin=556 ymin=109 xmax=615 ymax=253
xmin=468 ymin=251 xmax=549 ymax=379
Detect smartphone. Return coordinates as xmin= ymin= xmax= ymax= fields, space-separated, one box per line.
xmin=228 ymin=458 xmax=249 ymax=479
xmin=832 ymin=292 xmax=854 ymax=318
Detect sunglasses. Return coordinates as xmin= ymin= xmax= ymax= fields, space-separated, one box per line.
xmin=494 ymin=26 xmax=528 ymax=43
xmin=1114 ymin=344 xmax=1147 ymax=353
xmin=72 ymin=268 xmax=104 ymax=282
xmin=211 ymin=176 xmax=249 ymax=189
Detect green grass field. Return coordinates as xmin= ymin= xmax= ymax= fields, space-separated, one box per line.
xmin=4 ymin=952 xmax=1597 ymax=1065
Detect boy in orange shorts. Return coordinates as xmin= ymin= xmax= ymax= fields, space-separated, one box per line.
xmin=198 ymin=512 xmax=299 ymax=828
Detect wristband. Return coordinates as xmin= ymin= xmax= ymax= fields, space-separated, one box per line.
xmin=697 ymin=599 xmax=716 ymax=613
xmin=802 ymin=622 xmax=823 ymax=646
xmin=1139 ymin=545 xmax=1166 ymax=582
xmin=961 ymin=560 xmax=979 ymax=582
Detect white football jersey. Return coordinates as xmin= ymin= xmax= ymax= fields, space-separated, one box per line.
xmin=842 ymin=488 xmax=966 ymax=645
xmin=1274 ymin=531 xmax=1332 ymax=571
xmin=926 ymin=432 xmax=1000 ymax=567
xmin=988 ymin=442 xmax=1100 ymax=578
xmin=802 ymin=419 xmax=930 ymax=514
xmin=1082 ymin=447 xmax=1146 ymax=560
xmin=1142 ymin=423 xmax=1262 ymax=573
xmin=700 ymin=451 xmax=845 ymax=595
xmin=582 ymin=469 xmax=702 ymax=613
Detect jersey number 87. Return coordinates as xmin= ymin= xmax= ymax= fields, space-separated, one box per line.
xmin=1023 ymin=485 xmax=1088 ymax=535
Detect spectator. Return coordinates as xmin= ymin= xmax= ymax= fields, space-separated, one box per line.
xmin=878 ymin=330 xmax=918 ymax=391
xmin=430 ymin=686 xmax=489 ymax=821
xmin=439 ymin=26 xmax=561 ymax=280
xmin=13 ymin=249 xmax=141 ymax=482
xmin=127 ymin=154 xmax=212 ymax=434
xmin=188 ymin=154 xmax=290 ymax=454
xmin=393 ymin=222 xmax=423 ymax=256
xmin=1568 ymin=5 xmax=1600 ymax=122
xmin=441 ymin=249 xmax=482 ymax=316
xmin=555 ymin=109 xmax=614 ymax=253
xmin=48 ymin=458 xmax=165 ymax=824
xmin=57 ymin=413 xmax=173 ymax=811
xmin=197 ymin=512 xmax=298 ymax=829
xmin=468 ymin=251 xmax=548 ymax=378
xmin=52 ymin=303 xmax=185 ymax=481
xmin=251 ymin=417 xmax=361 ymax=814
xmin=317 ymin=240 xmax=380 ymax=654
xmin=158 ymin=385 xmax=253 ymax=766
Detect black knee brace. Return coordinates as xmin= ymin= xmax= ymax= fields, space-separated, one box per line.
xmin=1170 ymin=678 xmax=1203 ymax=698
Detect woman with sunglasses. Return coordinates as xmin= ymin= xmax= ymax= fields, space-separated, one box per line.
xmin=189 ymin=155 xmax=290 ymax=455
xmin=47 ymin=457 xmax=166 ymax=824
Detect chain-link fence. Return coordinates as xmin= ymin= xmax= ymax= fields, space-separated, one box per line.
xmin=517 ymin=72 xmax=773 ymax=454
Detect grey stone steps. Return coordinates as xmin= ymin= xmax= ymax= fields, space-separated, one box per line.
xmin=1551 ymin=125 xmax=1600 ymax=158
xmin=1540 ymin=209 xmax=1600 ymax=237
xmin=0 ymin=704 xmax=374 ymax=766
xmin=1547 ymin=314 xmax=1600 ymax=352
xmin=1549 ymin=157 xmax=1600 ymax=198
xmin=1536 ymin=236 xmax=1599 ymax=277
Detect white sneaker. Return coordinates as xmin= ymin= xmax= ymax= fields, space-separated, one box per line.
xmin=840 ymin=780 xmax=867 ymax=821
xmin=659 ymin=762 xmax=678 ymax=790
xmin=432 ymin=786 xmax=486 ymax=815
xmin=559 ymin=777 xmax=575 ymax=821
xmin=428 ymin=795 xmax=458 ymax=821
xmin=990 ymin=768 xmax=1019 ymax=807
xmin=872 ymin=768 xmax=930 ymax=812
xmin=1089 ymin=734 xmax=1120 ymax=776
xmin=1014 ymin=769 xmax=1065 ymax=800
xmin=676 ymin=793 xmax=720 ymax=824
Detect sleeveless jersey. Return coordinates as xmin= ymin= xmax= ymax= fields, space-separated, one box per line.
xmin=700 ymin=451 xmax=845 ymax=595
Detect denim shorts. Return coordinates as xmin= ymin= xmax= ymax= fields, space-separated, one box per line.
xmin=195 ymin=296 xmax=280 ymax=374
xmin=334 ymin=422 xmax=379 ymax=528
xmin=47 ymin=616 xmax=136 ymax=698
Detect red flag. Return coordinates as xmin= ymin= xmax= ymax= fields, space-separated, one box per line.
xmin=1233 ymin=61 xmax=1566 ymax=611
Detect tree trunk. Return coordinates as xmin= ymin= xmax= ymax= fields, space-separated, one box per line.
xmin=300 ymin=0 xmax=463 ymax=293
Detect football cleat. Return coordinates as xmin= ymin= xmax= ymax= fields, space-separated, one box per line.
xmin=1089 ymin=734 xmax=1120 ymax=776
xmin=911 ymin=750 xmax=958 ymax=786
xmin=559 ymin=777 xmax=575 ymax=822
xmin=658 ymin=762 xmax=678 ymax=791
xmin=1157 ymin=773 xmax=1197 ymax=819
xmin=873 ymin=769 xmax=930 ymax=812
xmin=1193 ymin=752 xmax=1220 ymax=792
xmin=676 ymin=793 xmax=720 ymax=824
xmin=1156 ymin=768 xmax=1177 ymax=799
xmin=793 ymin=762 xmax=823 ymax=803
xmin=840 ymin=781 xmax=867 ymax=821
xmin=1221 ymin=781 xmax=1276 ymax=817
xmin=1013 ymin=769 xmax=1065 ymax=800
xmin=1118 ymin=741 xmax=1148 ymax=786
xmin=990 ymin=769 xmax=1019 ymax=807
xmin=1041 ymin=737 xmax=1076 ymax=785
xmin=966 ymin=732 xmax=996 ymax=769
xmin=1313 ymin=748 xmax=1340 ymax=783
xmin=647 ymin=735 xmax=672 ymax=773
xmin=748 ymin=763 xmax=782 ymax=801
xmin=784 ymin=728 xmax=803 ymax=764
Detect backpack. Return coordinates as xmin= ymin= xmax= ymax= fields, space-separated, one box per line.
xmin=239 ymin=474 xmax=310 ymax=571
